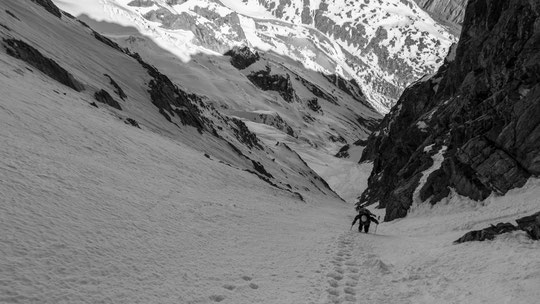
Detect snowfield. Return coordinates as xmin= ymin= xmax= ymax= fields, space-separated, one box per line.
xmin=1 ymin=1 xmax=539 ymax=304
xmin=1 ymin=45 xmax=539 ymax=303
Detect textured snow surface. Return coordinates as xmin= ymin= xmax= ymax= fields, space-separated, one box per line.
xmin=2 ymin=2 xmax=539 ymax=303
xmin=2 ymin=56 xmax=539 ymax=303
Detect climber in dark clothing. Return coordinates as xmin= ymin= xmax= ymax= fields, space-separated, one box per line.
xmin=352 ymin=208 xmax=379 ymax=233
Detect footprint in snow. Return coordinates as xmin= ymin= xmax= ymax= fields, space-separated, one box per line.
xmin=241 ymin=275 xmax=252 ymax=281
xmin=222 ymin=284 xmax=236 ymax=291
xmin=328 ymin=279 xmax=338 ymax=288
xmin=326 ymin=288 xmax=339 ymax=297
xmin=344 ymin=287 xmax=356 ymax=295
xmin=327 ymin=272 xmax=343 ymax=281
xmin=209 ymin=295 xmax=225 ymax=302
xmin=249 ymin=283 xmax=259 ymax=289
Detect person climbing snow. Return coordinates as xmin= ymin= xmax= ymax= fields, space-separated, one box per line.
xmin=351 ymin=207 xmax=379 ymax=233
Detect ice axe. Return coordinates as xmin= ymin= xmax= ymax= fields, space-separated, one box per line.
xmin=374 ymin=216 xmax=381 ymax=234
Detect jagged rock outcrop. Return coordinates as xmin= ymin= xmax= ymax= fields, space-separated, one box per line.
xmin=104 ymin=74 xmax=127 ymax=100
xmin=247 ymin=67 xmax=297 ymax=103
xmin=306 ymin=97 xmax=322 ymax=113
xmin=455 ymin=211 xmax=540 ymax=243
xmin=94 ymin=89 xmax=122 ymax=110
xmin=516 ymin=212 xmax=540 ymax=240
xmin=359 ymin=0 xmax=540 ymax=221
xmin=31 ymin=0 xmax=62 ymax=18
xmin=3 ymin=38 xmax=84 ymax=92
xmin=454 ymin=222 xmax=518 ymax=243
xmin=230 ymin=118 xmax=263 ymax=150
xmin=224 ymin=46 xmax=260 ymax=70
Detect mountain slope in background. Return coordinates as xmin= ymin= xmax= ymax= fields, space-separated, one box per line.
xmin=1 ymin=0 xmax=352 ymax=203
xmin=53 ymin=0 xmax=390 ymax=201
xmin=413 ymin=0 xmax=468 ymax=35
xmin=359 ymin=0 xmax=540 ymax=221
xmin=54 ymin=0 xmax=457 ymax=113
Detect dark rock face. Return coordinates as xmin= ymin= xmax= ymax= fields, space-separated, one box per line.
xmin=30 ymin=0 xmax=62 ymax=19
xmin=3 ymin=39 xmax=84 ymax=92
xmin=132 ymin=53 xmax=205 ymax=132
xmin=251 ymin=160 xmax=273 ymax=179
xmin=335 ymin=144 xmax=350 ymax=158
xmin=516 ymin=212 xmax=540 ymax=240
xmin=94 ymin=89 xmax=122 ymax=110
xmin=247 ymin=66 xmax=297 ymax=103
xmin=230 ymin=118 xmax=263 ymax=150
xmin=224 ymin=46 xmax=260 ymax=70
xmin=454 ymin=222 xmax=519 ymax=243
xmin=306 ymin=97 xmax=322 ymax=113
xmin=359 ymin=0 xmax=540 ymax=221
xmin=6 ymin=10 xmax=20 ymax=21
xmin=104 ymin=74 xmax=127 ymax=100
xmin=455 ymin=211 xmax=540 ymax=243
xmin=125 ymin=118 xmax=141 ymax=128
xmin=92 ymin=31 xmax=127 ymax=54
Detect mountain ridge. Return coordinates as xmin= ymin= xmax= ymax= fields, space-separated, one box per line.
xmin=55 ymin=0 xmax=457 ymax=113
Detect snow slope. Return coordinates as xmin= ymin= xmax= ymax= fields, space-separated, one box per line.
xmin=0 ymin=0 xmax=350 ymax=203
xmin=2 ymin=55 xmax=539 ymax=302
xmin=2 ymin=2 xmax=539 ymax=304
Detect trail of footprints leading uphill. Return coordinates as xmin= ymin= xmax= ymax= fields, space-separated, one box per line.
xmin=324 ymin=233 xmax=363 ymax=304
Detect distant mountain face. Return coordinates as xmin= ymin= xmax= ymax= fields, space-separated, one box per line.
xmin=2 ymin=0 xmax=386 ymax=202
xmin=60 ymin=0 xmax=457 ymax=113
xmin=359 ymin=0 xmax=540 ymax=221
xmin=412 ymin=0 xmax=468 ymax=35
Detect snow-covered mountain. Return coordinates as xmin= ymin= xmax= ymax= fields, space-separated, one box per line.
xmin=3 ymin=0 xmax=363 ymax=203
xmin=54 ymin=0 xmax=457 ymax=113
xmin=3 ymin=1 xmax=540 ymax=303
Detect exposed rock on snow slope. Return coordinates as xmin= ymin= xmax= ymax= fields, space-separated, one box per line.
xmin=54 ymin=0 xmax=457 ymax=113
xmin=1 ymin=0 xmax=348 ymax=203
xmin=52 ymin=1 xmax=384 ymax=198
xmin=360 ymin=0 xmax=540 ymax=221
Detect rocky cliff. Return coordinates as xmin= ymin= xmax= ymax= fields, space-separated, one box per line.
xmin=359 ymin=0 xmax=540 ymax=221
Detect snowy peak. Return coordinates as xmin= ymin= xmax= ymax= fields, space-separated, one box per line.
xmin=242 ymin=0 xmax=458 ymax=110
xmin=56 ymin=0 xmax=457 ymax=113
